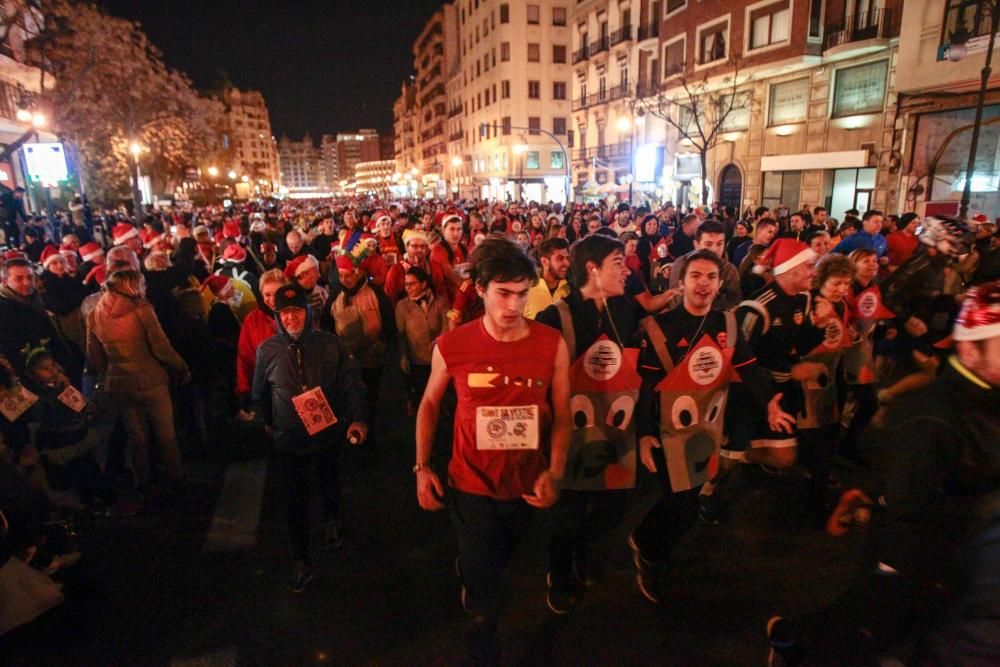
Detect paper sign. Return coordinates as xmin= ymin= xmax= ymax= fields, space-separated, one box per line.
xmin=0 ymin=385 xmax=38 ymax=422
xmin=291 ymin=387 xmax=338 ymax=436
xmin=57 ymin=385 xmax=87 ymax=413
xmin=476 ymin=405 xmax=539 ymax=450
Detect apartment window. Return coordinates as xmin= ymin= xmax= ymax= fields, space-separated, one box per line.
xmin=769 ymin=77 xmax=810 ymax=125
xmin=943 ymin=0 xmax=993 ymax=45
xmin=475 ymin=26 xmax=479 ymax=43
xmin=526 ymin=151 xmax=541 ymax=169
xmin=721 ymin=91 xmax=751 ymax=130
xmin=808 ymin=0 xmax=822 ymax=38
xmin=832 ymin=60 xmax=888 ymax=117
xmin=551 ymin=151 xmax=565 ymax=169
xmin=483 ymin=18 xmax=489 ymax=36
xmin=553 ymin=45 xmax=567 ymax=63
xmin=761 ymin=170 xmax=802 ymax=210
xmin=502 ymin=116 xmax=512 ymax=135
xmin=477 ymin=92 xmax=482 ymax=109
xmin=528 ymin=80 xmax=541 ymax=98
xmin=528 ymin=43 xmax=540 ymax=61
xmin=501 ymin=42 xmax=510 ymax=61
xmin=492 ymin=49 xmax=496 ymax=66
xmin=492 ymin=83 xmax=497 ymax=100
xmin=491 ymin=10 xmax=495 ymax=29
xmin=502 ymin=80 xmax=511 ymax=98
xmin=698 ymin=18 xmax=729 ymax=65
xmin=553 ymin=7 xmax=567 ymax=25
xmin=748 ymin=1 xmax=790 ymax=50
xmin=484 ymin=54 xmax=490 ymax=72
xmin=553 ymin=117 xmax=567 ymax=135
xmin=663 ymin=37 xmax=685 ymax=78
xmin=553 ymin=81 xmax=567 ymax=99
xmin=500 ymin=3 xmax=509 ymax=23
xmin=529 ymin=117 xmax=541 ymax=135
xmin=527 ymin=4 xmax=540 ymax=24
xmin=666 ymin=0 xmax=686 ymax=16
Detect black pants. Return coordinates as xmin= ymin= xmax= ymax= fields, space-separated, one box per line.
xmin=280 ymin=446 xmax=341 ymax=564
xmin=547 ymin=488 xmax=628 ymax=587
xmin=404 ymin=363 xmax=431 ymax=405
xmin=3 ymin=222 xmax=20 ymax=248
xmin=839 ymin=383 xmax=878 ymax=460
xmin=632 ymin=486 xmax=701 ymax=565
xmin=361 ymin=366 xmax=383 ymax=449
xmin=798 ymin=423 xmax=839 ymax=513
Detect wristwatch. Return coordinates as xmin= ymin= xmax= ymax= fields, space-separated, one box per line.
xmin=413 ymin=462 xmax=432 ymax=474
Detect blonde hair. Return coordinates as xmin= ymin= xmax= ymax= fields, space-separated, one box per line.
xmin=143 ymin=251 xmax=170 ymax=271
xmin=106 ymin=269 xmax=145 ymax=299
xmin=259 ymin=268 xmax=288 ymax=291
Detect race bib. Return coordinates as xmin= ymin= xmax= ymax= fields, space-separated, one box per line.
xmin=291 ymin=387 xmax=338 ymax=436
xmin=57 ymin=385 xmax=87 ymax=413
xmin=475 ymin=405 xmax=539 ymax=450
xmin=0 ymin=385 xmax=38 ymax=422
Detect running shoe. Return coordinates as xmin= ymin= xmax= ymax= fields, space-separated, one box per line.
xmin=290 ymin=561 xmax=314 ymax=593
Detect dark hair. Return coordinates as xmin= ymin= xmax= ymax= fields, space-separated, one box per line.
xmin=899 ymin=212 xmax=919 ymax=229
xmin=569 ymin=235 xmax=624 ymax=287
xmin=754 ymin=206 xmax=770 ymax=218
xmin=471 ymin=238 xmax=538 ymax=288
xmin=538 ymin=237 xmax=569 ymax=258
xmin=1 ymin=258 xmax=32 ymax=278
xmin=862 ymin=210 xmax=884 ymax=222
xmin=756 ymin=217 xmax=777 ymax=230
xmin=813 ymin=206 xmax=826 ymax=215
xmin=813 ymin=253 xmax=854 ymax=290
xmin=405 ymin=265 xmax=431 ymax=284
xmin=681 ymin=214 xmax=699 ymax=227
xmin=619 ymin=231 xmax=639 ymax=243
xmin=679 ymin=249 xmax=724 ymax=280
xmin=695 ymin=219 xmax=726 ymax=241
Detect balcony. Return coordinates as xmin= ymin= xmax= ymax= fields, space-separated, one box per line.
xmin=824 ymin=8 xmax=898 ymax=52
xmin=573 ymin=83 xmax=631 ymax=111
xmin=609 ymin=26 xmax=633 ymax=46
xmin=636 ymin=79 xmax=660 ymax=99
xmin=573 ymin=142 xmax=632 ymax=162
xmin=572 ymin=45 xmax=590 ymax=64
xmin=449 ymin=130 xmax=465 ymax=142
xmin=637 ymin=22 xmax=659 ymax=42
xmin=448 ymin=106 xmax=463 ymax=118
xmin=589 ymin=35 xmax=609 ymax=56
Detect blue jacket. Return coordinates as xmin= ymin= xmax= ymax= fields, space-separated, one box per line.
xmin=831 ymin=230 xmax=888 ymax=257
xmin=252 ymin=307 xmax=367 ymax=454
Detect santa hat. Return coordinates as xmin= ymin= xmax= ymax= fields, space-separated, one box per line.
xmin=84 ymin=263 xmax=106 ymax=286
xmin=402 ymin=229 xmax=428 ymax=245
xmin=59 ymin=245 xmax=78 ymax=262
xmin=953 ymin=280 xmax=1000 ymax=342
xmin=972 ymin=213 xmax=989 ymax=225
xmin=359 ymin=232 xmax=377 ymax=246
xmin=3 ymin=250 xmax=27 ymax=262
xmin=283 ymin=254 xmax=319 ymax=280
xmin=112 ymin=222 xmax=139 ymax=246
xmin=439 ymin=210 xmax=463 ymax=228
xmin=755 ymin=239 xmax=815 ymax=276
xmin=202 ymin=274 xmax=233 ymax=298
xmin=370 ymin=210 xmax=391 ymax=230
xmin=260 ymin=242 xmax=277 ymax=253
xmin=335 ymin=254 xmax=357 ymax=272
xmin=40 ymin=245 xmax=63 ymax=268
xmin=223 ymin=220 xmax=241 ymax=239
xmin=222 ymin=244 xmax=247 ymax=264
xmin=141 ymin=228 xmax=164 ymax=249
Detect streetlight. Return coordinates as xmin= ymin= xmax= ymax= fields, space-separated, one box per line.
xmin=129 ymin=142 xmax=143 ymax=157
xmin=31 ymin=112 xmax=45 ymax=129
xmin=451 ymin=155 xmax=462 ymax=167
xmin=947 ymin=2 xmax=1000 ymax=219
xmin=228 ymin=170 xmax=237 ymax=180
xmin=512 ymin=143 xmax=527 ymax=155
xmin=15 ymin=108 xmax=31 ymax=123
xmin=207 ymin=166 xmax=219 ymax=177
xmin=241 ymin=175 xmax=250 ymax=183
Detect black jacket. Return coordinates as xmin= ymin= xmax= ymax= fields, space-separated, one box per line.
xmin=252 ymin=307 xmax=367 ymax=454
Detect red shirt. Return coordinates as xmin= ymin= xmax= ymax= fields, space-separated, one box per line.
xmin=438 ymin=318 xmax=561 ymax=499
xmin=886 ymin=230 xmax=918 ymax=268
xmin=235 ymin=307 xmax=277 ymax=396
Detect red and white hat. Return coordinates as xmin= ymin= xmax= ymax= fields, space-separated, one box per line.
xmin=3 ymin=249 xmax=27 ymax=262
xmin=756 ymin=238 xmax=816 ymax=276
xmin=370 ymin=209 xmax=391 ymax=230
xmin=223 ymin=220 xmax=241 ymax=239
xmin=953 ymin=280 xmax=1000 ymax=342
xmin=84 ymin=263 xmax=106 ymax=286
xmin=283 ymin=254 xmax=319 ymax=280
xmin=222 ymin=244 xmax=247 ymax=263
xmin=141 ymin=228 xmax=164 ymax=249
xmin=439 ymin=210 xmax=463 ymax=228
xmin=79 ymin=242 xmax=103 ymax=263
xmin=202 ymin=274 xmax=233 ymax=298
xmin=112 ymin=222 xmax=139 ymax=246
xmin=40 ymin=244 xmax=63 ymax=268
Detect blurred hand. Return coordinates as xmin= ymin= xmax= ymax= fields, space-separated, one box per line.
xmin=400 ymin=356 xmax=411 ymax=374
xmin=639 ymin=435 xmax=661 ymax=473
xmin=904 ymin=317 xmax=927 ymax=338
xmin=767 ymin=394 xmax=796 ymax=434
xmin=523 ymin=470 xmax=560 ymax=508
xmin=417 ymin=469 xmax=445 ymax=511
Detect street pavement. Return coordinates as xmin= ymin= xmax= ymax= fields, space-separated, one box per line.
xmin=1 ymin=365 xmax=868 ymax=666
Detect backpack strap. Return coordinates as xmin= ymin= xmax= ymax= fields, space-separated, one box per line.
xmin=737 ymin=299 xmax=771 ymax=335
xmin=641 ymin=316 xmax=674 ymax=374
xmin=724 ymin=309 xmax=737 ymax=348
xmin=554 ymin=299 xmax=576 ymax=361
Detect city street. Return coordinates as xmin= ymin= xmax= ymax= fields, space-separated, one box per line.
xmin=2 ymin=367 xmax=869 ymax=666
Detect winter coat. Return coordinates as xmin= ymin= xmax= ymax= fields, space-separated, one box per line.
xmin=0 ymin=288 xmax=79 ymax=382
xmin=235 ymin=307 xmax=276 ymax=399
xmin=252 ymin=307 xmax=367 ymax=454
xmin=85 ymin=291 xmax=189 ymax=395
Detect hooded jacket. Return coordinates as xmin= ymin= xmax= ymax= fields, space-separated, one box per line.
xmin=85 ymin=291 xmax=189 ymax=394
xmin=251 ymin=305 xmax=367 ymax=453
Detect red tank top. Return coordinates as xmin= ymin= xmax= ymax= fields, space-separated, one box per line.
xmin=438 ymin=318 xmax=561 ymax=499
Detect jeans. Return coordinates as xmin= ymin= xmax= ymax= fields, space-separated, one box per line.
xmin=118 ymin=384 xmax=183 ymax=486
xmin=280 ymin=445 xmax=342 ymax=564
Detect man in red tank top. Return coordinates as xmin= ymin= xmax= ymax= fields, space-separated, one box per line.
xmin=415 ymin=238 xmax=571 ymax=665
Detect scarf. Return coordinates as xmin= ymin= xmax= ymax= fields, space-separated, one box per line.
xmin=340 ymin=279 xmax=366 ymax=307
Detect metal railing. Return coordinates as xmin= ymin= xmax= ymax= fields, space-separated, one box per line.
xmin=637 ymin=22 xmax=659 ymax=41
xmin=610 ymin=26 xmax=633 ymax=46
xmin=572 ymin=45 xmax=590 ymax=63
xmin=573 ymin=142 xmax=631 ymax=162
xmin=824 ymin=8 xmax=897 ymax=50
xmin=572 ymin=84 xmax=631 ymax=111
xmin=589 ymin=35 xmax=610 ymax=55
xmin=636 ymin=79 xmax=659 ymax=98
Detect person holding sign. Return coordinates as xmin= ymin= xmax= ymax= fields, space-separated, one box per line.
xmin=250 ymin=283 xmax=368 ymax=593
xmin=414 ymin=238 xmax=571 ymax=665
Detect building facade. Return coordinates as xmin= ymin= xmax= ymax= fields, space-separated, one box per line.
xmin=414 ymin=6 xmax=458 ymax=196
xmin=277 ymin=134 xmax=325 ymax=194
xmin=221 ymin=88 xmax=280 ymax=193
xmin=320 ymin=134 xmax=339 ymax=191
xmin=393 ymin=78 xmax=420 ymax=180
xmin=569 ymin=0 xmax=902 ymax=215
xmin=335 ymin=129 xmax=382 ymax=184
xmin=355 ymin=159 xmax=397 ymax=198
xmin=895 ymin=0 xmax=1000 ymax=217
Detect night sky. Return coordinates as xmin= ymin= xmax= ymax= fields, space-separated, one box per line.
xmin=104 ymin=0 xmax=443 ymax=139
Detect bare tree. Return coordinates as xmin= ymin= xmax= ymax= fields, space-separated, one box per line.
xmin=639 ymin=57 xmax=755 ymax=206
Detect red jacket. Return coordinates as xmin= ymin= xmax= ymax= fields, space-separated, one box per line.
xmin=384 ymin=258 xmax=448 ymax=306
xmin=236 ymin=307 xmax=277 ymax=397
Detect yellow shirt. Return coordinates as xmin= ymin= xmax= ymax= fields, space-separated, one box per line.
xmin=525 ymin=275 xmax=570 ymax=319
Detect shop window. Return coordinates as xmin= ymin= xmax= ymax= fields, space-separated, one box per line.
xmin=551 ymin=151 xmax=565 ymax=169
xmin=832 ymin=60 xmax=888 ymax=117
xmin=768 ymin=77 xmax=809 ymax=125
xmin=761 ymin=170 xmax=801 ymax=210
xmin=526 ymin=151 xmax=540 ymax=169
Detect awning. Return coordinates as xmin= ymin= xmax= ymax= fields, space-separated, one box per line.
xmin=760 ymin=150 xmax=868 ymax=172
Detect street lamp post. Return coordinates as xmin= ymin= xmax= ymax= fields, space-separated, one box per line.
xmin=484 ymin=122 xmax=572 ymax=205
xmin=950 ymin=2 xmax=1000 ymax=219
xmin=129 ymin=141 xmax=145 ymax=224
xmin=617 ymin=114 xmax=635 ymax=205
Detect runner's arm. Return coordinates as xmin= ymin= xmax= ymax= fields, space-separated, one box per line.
xmin=546 ymin=337 xmax=571 ymax=481
xmin=415 ymin=345 xmax=451 ymax=466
